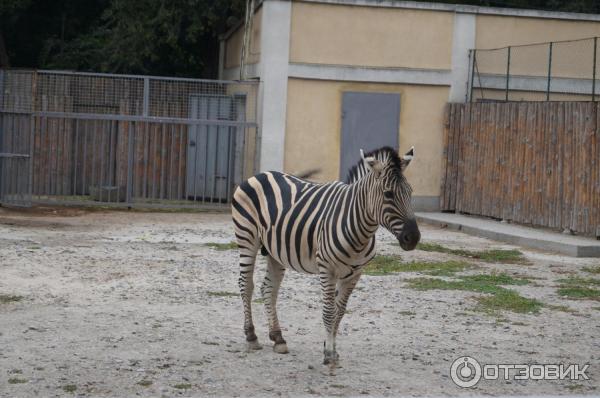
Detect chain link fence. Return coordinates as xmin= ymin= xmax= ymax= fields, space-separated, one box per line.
xmin=469 ymin=36 xmax=600 ymax=102
xmin=0 ymin=69 xmax=259 ymax=208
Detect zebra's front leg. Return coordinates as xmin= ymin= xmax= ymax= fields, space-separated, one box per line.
xmin=332 ymin=273 xmax=361 ymax=336
xmin=319 ymin=266 xmax=338 ymax=365
xmin=261 ymin=256 xmax=288 ymax=354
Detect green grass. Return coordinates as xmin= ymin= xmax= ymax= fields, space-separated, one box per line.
xmin=406 ymin=272 xmax=540 ymax=314
xmin=253 ymin=297 xmax=265 ymax=304
xmin=137 ymin=380 xmax=153 ymax=387
xmin=582 ymin=266 xmax=600 ymax=274
xmin=417 ymin=242 xmax=527 ymax=264
xmin=475 ymin=290 xmax=543 ymax=314
xmin=407 ymin=273 xmax=530 ymax=294
xmin=557 ymin=277 xmax=600 ymax=300
xmin=0 ymin=294 xmax=23 ymax=304
xmin=558 ymin=286 xmax=600 ymax=300
xmin=173 ymin=383 xmax=192 ymax=390
xmin=203 ymin=242 xmax=238 ymax=251
xmin=363 ymin=255 xmax=471 ymax=276
xmin=207 ymin=291 xmax=238 ymax=298
xmin=546 ymin=304 xmax=578 ymax=313
xmin=61 ymin=385 xmax=77 ymax=393
xmin=8 ymin=378 xmax=28 ymax=384
xmin=398 ymin=310 xmax=416 ymax=316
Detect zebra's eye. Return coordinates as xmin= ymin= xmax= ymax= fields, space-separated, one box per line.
xmin=383 ymin=191 xmax=394 ymax=200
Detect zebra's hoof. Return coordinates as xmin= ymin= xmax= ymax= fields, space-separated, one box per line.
xmin=273 ymin=343 xmax=289 ymax=354
xmin=323 ymin=350 xmax=339 ymax=365
xmin=246 ymin=340 xmax=263 ymax=351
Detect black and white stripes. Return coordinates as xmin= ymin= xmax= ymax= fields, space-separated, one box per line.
xmin=232 ymin=146 xmax=420 ymax=364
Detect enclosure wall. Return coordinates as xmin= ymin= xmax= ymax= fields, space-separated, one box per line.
xmin=284 ymin=78 xmax=449 ymax=197
xmin=289 ymin=2 xmax=453 ymax=70
xmin=441 ymin=102 xmax=600 ymax=237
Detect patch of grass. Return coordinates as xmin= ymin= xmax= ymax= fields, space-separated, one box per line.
xmin=557 ymin=286 xmax=600 ymax=300
xmin=406 ymin=273 xmax=538 ymax=314
xmin=407 ymin=273 xmax=529 ymax=295
xmin=398 ymin=310 xmax=416 ymax=316
xmin=0 ymin=294 xmax=23 ymax=304
xmin=207 ymin=291 xmax=238 ymax=298
xmin=476 ymin=290 xmax=543 ymax=314
xmin=557 ymin=277 xmax=600 ymax=286
xmin=61 ymin=385 xmax=77 ymax=393
xmin=8 ymin=378 xmax=28 ymax=384
xmin=173 ymin=383 xmax=192 ymax=390
xmin=137 ymin=380 xmax=153 ymax=387
xmin=253 ymin=297 xmax=265 ymax=304
xmin=546 ymin=304 xmax=578 ymax=313
xmin=363 ymin=255 xmax=471 ymax=276
xmin=582 ymin=266 xmax=600 ymax=274
xmin=557 ymin=277 xmax=600 ymax=300
xmin=203 ymin=242 xmax=238 ymax=251
xmin=417 ymin=242 xmax=526 ymax=264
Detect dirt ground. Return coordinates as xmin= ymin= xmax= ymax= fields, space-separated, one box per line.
xmin=0 ymin=207 xmax=599 ymax=397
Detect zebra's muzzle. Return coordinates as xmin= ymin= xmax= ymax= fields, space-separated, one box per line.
xmin=398 ymin=218 xmax=420 ymax=251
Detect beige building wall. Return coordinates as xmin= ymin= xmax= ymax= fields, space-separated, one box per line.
xmin=224 ymin=7 xmax=262 ymax=69
xmin=289 ymin=2 xmax=454 ymax=70
xmin=476 ymin=15 xmax=600 ymax=49
xmin=285 ymin=78 xmax=449 ymax=197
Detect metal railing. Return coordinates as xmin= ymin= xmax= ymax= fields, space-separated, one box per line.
xmin=0 ymin=69 xmax=259 ymax=209
xmin=469 ymin=36 xmax=600 ymax=102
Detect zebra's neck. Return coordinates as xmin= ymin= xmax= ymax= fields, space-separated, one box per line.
xmin=344 ymin=172 xmax=379 ymax=252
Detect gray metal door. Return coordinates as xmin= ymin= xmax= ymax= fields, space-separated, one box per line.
xmin=340 ymin=92 xmax=400 ymax=180
xmin=186 ymin=94 xmax=240 ymax=203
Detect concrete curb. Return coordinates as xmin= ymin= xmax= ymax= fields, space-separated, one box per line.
xmin=416 ymin=212 xmax=600 ymax=258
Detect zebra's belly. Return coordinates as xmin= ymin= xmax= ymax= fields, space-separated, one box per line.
xmin=261 ymin=228 xmax=319 ymax=275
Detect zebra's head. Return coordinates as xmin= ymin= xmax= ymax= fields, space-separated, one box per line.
xmin=348 ymin=146 xmax=421 ymax=251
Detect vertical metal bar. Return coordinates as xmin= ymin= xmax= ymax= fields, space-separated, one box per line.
xmin=73 ymin=119 xmax=78 ymax=195
xmin=82 ymin=120 xmax=87 ymax=194
xmin=547 ymin=42 xmax=553 ymax=101
xmin=28 ymin=114 xmax=35 ymax=204
xmin=168 ymin=123 xmax=175 ymax=200
xmin=593 ymin=37 xmax=597 ymax=101
xmin=143 ymin=78 xmax=150 ymax=117
xmin=469 ymin=49 xmax=476 ymax=103
xmin=126 ymin=121 xmax=134 ymax=205
xmin=143 ymin=122 xmax=149 ymax=199
xmin=505 ymin=46 xmax=511 ymax=102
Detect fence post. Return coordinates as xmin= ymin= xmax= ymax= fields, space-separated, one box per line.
xmin=593 ymin=37 xmax=597 ymax=101
xmin=126 ymin=121 xmax=134 ymax=206
xmin=547 ymin=42 xmax=553 ymax=101
xmin=505 ymin=46 xmax=511 ymax=102
xmin=143 ymin=78 xmax=150 ymax=117
xmin=469 ymin=49 xmax=476 ymax=103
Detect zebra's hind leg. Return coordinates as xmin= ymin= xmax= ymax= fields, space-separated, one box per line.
xmin=238 ymin=245 xmax=261 ymax=351
xmin=261 ymin=256 xmax=288 ymax=354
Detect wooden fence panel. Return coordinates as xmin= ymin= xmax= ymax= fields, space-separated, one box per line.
xmin=441 ymin=101 xmax=600 ymax=237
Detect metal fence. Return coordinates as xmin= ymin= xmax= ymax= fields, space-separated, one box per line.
xmin=0 ymin=69 xmax=259 ymax=209
xmin=469 ymin=36 xmax=600 ymax=102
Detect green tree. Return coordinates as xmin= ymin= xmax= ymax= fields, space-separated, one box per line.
xmin=44 ymin=0 xmax=245 ymax=77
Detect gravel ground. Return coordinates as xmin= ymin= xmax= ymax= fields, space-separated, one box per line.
xmin=0 ymin=207 xmax=599 ymax=397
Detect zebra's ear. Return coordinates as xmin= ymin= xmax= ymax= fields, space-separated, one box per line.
xmin=400 ymin=146 xmax=414 ymax=171
xmin=360 ymin=149 xmax=384 ymax=177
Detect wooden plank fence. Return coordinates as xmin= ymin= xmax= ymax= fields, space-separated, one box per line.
xmin=441 ymin=102 xmax=600 ymax=237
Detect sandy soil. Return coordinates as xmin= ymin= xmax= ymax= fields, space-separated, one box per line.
xmin=0 ymin=207 xmax=599 ymax=397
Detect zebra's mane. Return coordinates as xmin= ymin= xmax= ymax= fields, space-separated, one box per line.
xmin=344 ymin=146 xmax=402 ymax=184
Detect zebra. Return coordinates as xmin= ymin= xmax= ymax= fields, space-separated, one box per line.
xmin=231 ymin=146 xmax=420 ymax=365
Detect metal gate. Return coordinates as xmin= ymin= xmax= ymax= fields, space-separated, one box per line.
xmin=0 ymin=69 xmax=258 ymax=209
